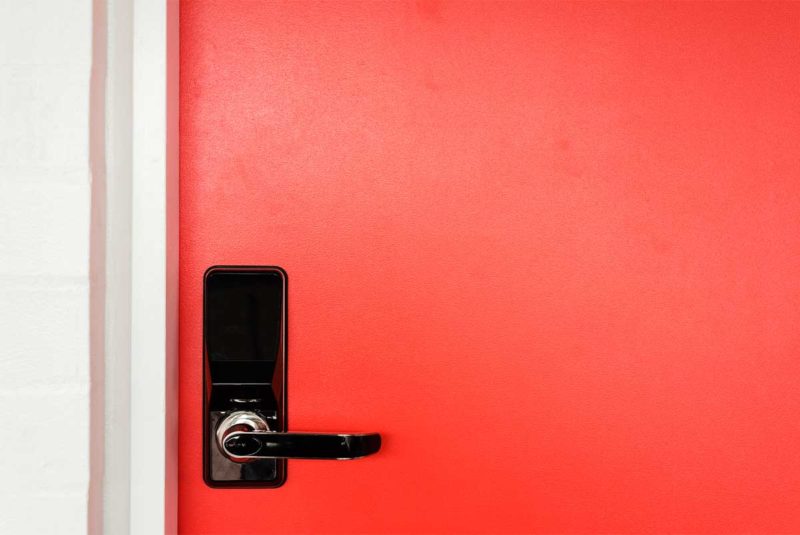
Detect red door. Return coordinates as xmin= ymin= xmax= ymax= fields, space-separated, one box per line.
xmin=179 ymin=2 xmax=800 ymax=533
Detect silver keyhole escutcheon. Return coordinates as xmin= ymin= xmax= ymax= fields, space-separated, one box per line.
xmin=216 ymin=411 xmax=270 ymax=462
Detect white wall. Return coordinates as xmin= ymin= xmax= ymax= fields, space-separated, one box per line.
xmin=0 ymin=1 xmax=102 ymax=533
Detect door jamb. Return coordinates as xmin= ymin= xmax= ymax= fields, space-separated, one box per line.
xmin=106 ymin=0 xmax=179 ymax=533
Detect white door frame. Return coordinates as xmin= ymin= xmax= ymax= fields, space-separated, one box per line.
xmin=129 ymin=0 xmax=179 ymax=532
xmin=104 ymin=0 xmax=179 ymax=533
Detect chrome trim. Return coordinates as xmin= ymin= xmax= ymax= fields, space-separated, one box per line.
xmin=215 ymin=410 xmax=270 ymax=463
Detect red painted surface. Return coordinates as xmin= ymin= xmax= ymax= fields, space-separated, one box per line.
xmin=179 ymin=2 xmax=800 ymax=533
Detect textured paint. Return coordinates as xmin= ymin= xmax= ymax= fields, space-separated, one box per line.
xmin=180 ymin=2 xmax=800 ymax=533
xmin=0 ymin=1 xmax=96 ymax=533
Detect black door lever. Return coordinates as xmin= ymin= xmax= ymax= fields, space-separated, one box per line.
xmin=217 ymin=411 xmax=381 ymax=462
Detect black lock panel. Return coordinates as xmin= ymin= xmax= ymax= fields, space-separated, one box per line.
xmin=203 ymin=266 xmax=287 ymax=487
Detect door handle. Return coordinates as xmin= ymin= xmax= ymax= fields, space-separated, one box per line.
xmin=217 ymin=411 xmax=381 ymax=462
xmin=203 ymin=266 xmax=381 ymax=487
